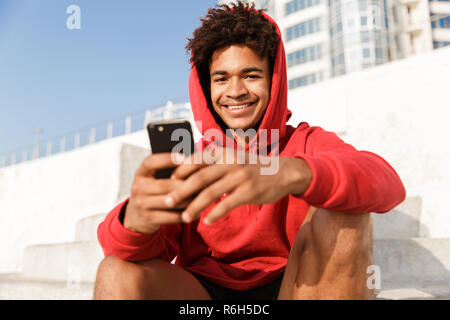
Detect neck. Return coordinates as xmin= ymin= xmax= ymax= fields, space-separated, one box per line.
xmin=230 ymin=128 xmax=254 ymax=147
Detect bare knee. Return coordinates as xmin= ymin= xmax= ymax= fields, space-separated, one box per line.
xmin=292 ymin=208 xmax=373 ymax=282
xmin=310 ymin=208 xmax=372 ymax=260
xmin=95 ymin=255 xmax=137 ymax=281
xmin=93 ymin=255 xmax=160 ymax=299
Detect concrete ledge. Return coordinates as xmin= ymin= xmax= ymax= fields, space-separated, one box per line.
xmin=0 ymin=139 xmax=148 ymax=274
xmin=373 ymin=238 xmax=450 ymax=285
xmin=0 ymin=274 xmax=94 ymax=300
xmin=376 ymin=283 xmax=450 ymax=300
xmin=75 ymin=214 xmax=107 ymax=242
xmin=23 ymin=241 xmax=103 ymax=283
xmin=372 ymin=196 xmax=423 ymax=239
xmin=2 ymin=272 xmax=449 ymax=300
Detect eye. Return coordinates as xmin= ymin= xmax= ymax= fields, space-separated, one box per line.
xmin=245 ymin=74 xmax=260 ymax=79
xmin=214 ymin=77 xmax=226 ymax=83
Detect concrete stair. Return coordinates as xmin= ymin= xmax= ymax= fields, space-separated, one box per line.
xmin=75 ymin=214 xmax=107 ymax=242
xmin=0 ymin=273 xmax=94 ymax=300
xmin=373 ymin=238 xmax=450 ymax=285
xmin=373 ymin=238 xmax=450 ymax=299
xmin=0 ymin=213 xmax=105 ymax=300
xmin=22 ymin=241 xmax=103 ymax=283
xmin=375 ymin=283 xmax=450 ymax=300
xmin=1 ymin=196 xmax=449 ymax=300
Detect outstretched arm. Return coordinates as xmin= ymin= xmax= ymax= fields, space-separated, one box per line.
xmin=289 ymin=125 xmax=406 ymax=213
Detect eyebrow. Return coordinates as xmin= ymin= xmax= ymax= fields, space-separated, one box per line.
xmin=210 ymin=67 xmax=264 ymax=77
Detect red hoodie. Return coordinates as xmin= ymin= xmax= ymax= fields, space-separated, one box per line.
xmin=97 ymin=11 xmax=406 ymax=291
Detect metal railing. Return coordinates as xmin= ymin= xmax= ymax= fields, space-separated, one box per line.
xmin=0 ymin=101 xmax=193 ymax=168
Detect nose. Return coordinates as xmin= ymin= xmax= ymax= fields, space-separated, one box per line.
xmin=226 ymin=77 xmax=249 ymax=99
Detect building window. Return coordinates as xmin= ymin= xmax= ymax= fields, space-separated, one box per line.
xmin=348 ymin=18 xmax=354 ymax=28
xmin=317 ymin=43 xmax=323 ymax=58
xmin=315 ymin=17 xmax=321 ymax=31
xmin=361 ymin=30 xmax=370 ymax=42
xmin=286 ymin=17 xmax=322 ymax=41
xmin=433 ymin=41 xmax=450 ymax=49
xmin=338 ymin=52 xmax=345 ymax=65
xmin=375 ymin=47 xmax=383 ymax=59
xmin=361 ymin=16 xmax=368 ymax=26
xmin=358 ymin=0 xmax=367 ymax=11
xmin=392 ymin=6 xmax=398 ymax=24
xmin=285 ymin=0 xmax=322 ymax=16
xmin=287 ymin=43 xmax=324 ymax=68
xmin=363 ymin=48 xmax=371 ymax=58
xmin=307 ymin=20 xmax=314 ymax=33
xmin=288 ymin=72 xmax=323 ymax=89
xmin=431 ymin=14 xmax=450 ymax=29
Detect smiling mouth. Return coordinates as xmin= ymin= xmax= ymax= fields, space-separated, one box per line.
xmin=222 ymin=101 xmax=257 ymax=110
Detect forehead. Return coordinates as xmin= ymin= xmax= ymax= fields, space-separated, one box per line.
xmin=209 ymin=45 xmax=268 ymax=71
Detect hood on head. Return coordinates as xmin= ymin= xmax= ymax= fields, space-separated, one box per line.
xmin=188 ymin=9 xmax=292 ymax=153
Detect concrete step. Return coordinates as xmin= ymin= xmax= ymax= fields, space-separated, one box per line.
xmin=375 ymin=283 xmax=450 ymax=300
xmin=23 ymin=241 xmax=103 ymax=283
xmin=75 ymin=213 xmax=107 ymax=242
xmin=0 ymin=273 xmax=93 ymax=300
xmin=20 ymin=234 xmax=450 ymax=293
xmin=373 ymin=238 xmax=450 ymax=285
xmin=1 ymin=273 xmax=448 ymax=300
xmin=372 ymin=196 xmax=422 ymax=239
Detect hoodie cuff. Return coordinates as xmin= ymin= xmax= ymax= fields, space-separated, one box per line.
xmin=292 ymin=154 xmax=335 ymax=206
xmin=109 ymin=199 xmax=163 ymax=247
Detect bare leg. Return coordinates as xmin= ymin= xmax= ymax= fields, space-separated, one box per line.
xmin=278 ymin=206 xmax=374 ymax=300
xmin=93 ymin=255 xmax=211 ymax=300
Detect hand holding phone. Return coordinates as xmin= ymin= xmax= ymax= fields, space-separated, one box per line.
xmin=122 ymin=120 xmax=196 ymax=234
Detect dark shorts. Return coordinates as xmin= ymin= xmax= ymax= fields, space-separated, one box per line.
xmin=190 ymin=272 xmax=284 ymax=300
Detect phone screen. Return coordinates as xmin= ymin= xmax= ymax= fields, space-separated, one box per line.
xmin=147 ymin=120 xmax=195 ymax=179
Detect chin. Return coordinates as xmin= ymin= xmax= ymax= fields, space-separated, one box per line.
xmin=225 ymin=120 xmax=253 ymax=131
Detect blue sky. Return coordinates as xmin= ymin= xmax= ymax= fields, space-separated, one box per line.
xmin=0 ymin=0 xmax=217 ymax=157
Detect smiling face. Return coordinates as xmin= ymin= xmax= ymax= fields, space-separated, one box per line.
xmin=209 ymin=45 xmax=271 ymax=131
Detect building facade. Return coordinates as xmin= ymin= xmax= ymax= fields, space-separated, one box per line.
xmin=429 ymin=0 xmax=450 ymax=48
xmin=219 ymin=0 xmax=449 ymax=89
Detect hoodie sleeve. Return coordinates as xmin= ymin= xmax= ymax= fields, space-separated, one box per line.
xmin=97 ymin=199 xmax=181 ymax=262
xmin=290 ymin=125 xmax=406 ymax=213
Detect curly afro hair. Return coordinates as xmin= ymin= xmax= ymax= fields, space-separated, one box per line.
xmin=185 ymin=1 xmax=279 ymax=98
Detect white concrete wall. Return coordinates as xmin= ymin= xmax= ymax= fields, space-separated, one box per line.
xmin=288 ymin=45 xmax=450 ymax=237
xmin=0 ymin=134 xmax=150 ymax=274
xmin=0 ymin=112 xmax=201 ymax=274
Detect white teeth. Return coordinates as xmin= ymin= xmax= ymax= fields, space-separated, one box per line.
xmin=227 ymin=104 xmax=250 ymax=110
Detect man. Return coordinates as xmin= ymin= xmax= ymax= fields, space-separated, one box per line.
xmin=94 ymin=1 xmax=405 ymax=300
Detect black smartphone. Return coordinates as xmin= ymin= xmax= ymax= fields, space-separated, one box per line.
xmin=147 ymin=120 xmax=195 ymax=179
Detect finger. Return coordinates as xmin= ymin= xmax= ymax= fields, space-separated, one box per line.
xmin=134 ymin=177 xmax=185 ymax=195
xmin=170 ymin=161 xmax=206 ymax=180
xmin=136 ymin=153 xmax=185 ymax=177
xmin=180 ymin=174 xmax=240 ymax=223
xmin=143 ymin=210 xmax=185 ymax=226
xmin=202 ymin=147 xmax=246 ymax=165
xmin=165 ymin=165 xmax=229 ymax=207
xmin=202 ymin=189 xmax=249 ymax=225
xmin=139 ymin=194 xmax=194 ymax=210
